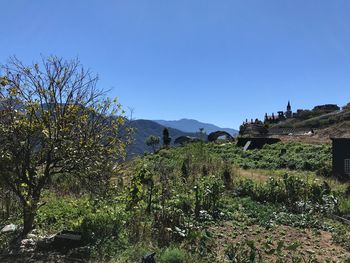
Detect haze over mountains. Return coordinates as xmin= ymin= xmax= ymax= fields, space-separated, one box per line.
xmin=154 ymin=118 xmax=238 ymax=135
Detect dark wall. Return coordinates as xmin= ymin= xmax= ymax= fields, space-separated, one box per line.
xmin=236 ymin=137 xmax=281 ymax=149
xmin=332 ymin=138 xmax=350 ymax=179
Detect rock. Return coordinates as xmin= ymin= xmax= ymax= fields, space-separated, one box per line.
xmin=36 ymin=234 xmax=56 ymax=249
xmin=1 ymin=224 xmax=18 ymax=233
xmin=27 ymin=233 xmax=37 ymax=239
xmin=20 ymin=238 xmax=36 ymax=252
xmin=141 ymin=252 xmax=156 ymax=263
xmin=52 ymin=230 xmax=83 ymax=249
xmin=30 ymin=229 xmax=39 ymax=235
xmin=239 ymin=123 xmax=268 ymax=137
xmin=20 ymin=238 xmax=35 ymax=246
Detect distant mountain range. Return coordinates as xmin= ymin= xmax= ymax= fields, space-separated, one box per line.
xmin=126 ymin=118 xmax=237 ymax=157
xmin=154 ymin=119 xmax=238 ymax=135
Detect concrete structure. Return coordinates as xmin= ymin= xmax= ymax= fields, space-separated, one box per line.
xmin=331 ymin=138 xmax=350 ymax=179
xmin=236 ymin=137 xmax=281 ymax=150
xmin=208 ymin=131 xmax=234 ymax=142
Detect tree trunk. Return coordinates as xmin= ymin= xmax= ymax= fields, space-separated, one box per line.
xmin=147 ymin=183 xmax=153 ymax=214
xmin=22 ymin=202 xmax=38 ymax=237
xmin=5 ymin=197 xmax=10 ymax=219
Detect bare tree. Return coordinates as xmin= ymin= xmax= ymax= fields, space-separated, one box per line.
xmin=0 ymin=56 xmax=131 ymax=236
xmin=127 ymin=106 xmax=135 ymax=121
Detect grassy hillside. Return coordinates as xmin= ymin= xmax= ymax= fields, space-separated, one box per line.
xmin=1 ymin=141 xmax=350 ymax=262
xmin=271 ymin=108 xmax=350 ymax=133
xmin=267 ymin=108 xmax=350 ymax=144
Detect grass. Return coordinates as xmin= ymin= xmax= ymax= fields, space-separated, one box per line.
xmin=2 ymin=141 xmax=350 ymax=262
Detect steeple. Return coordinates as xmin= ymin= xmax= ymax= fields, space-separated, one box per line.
xmin=286 ymin=101 xmax=292 ymax=118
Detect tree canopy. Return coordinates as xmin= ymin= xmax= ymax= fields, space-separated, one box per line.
xmin=145 ymin=135 xmax=160 ymax=153
xmin=0 ymin=56 xmax=131 ymax=236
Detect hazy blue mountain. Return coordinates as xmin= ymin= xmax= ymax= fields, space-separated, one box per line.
xmin=154 ymin=119 xmax=238 ymax=135
xmin=127 ymin=119 xmax=197 ymax=157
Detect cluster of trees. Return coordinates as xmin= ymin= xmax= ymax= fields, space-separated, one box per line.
xmin=0 ymin=56 xmax=131 ymax=236
xmin=145 ymin=127 xmax=171 ymax=153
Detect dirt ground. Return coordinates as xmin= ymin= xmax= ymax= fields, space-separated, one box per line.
xmin=208 ymin=221 xmax=350 ymax=262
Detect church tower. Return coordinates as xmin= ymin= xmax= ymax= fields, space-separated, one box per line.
xmin=286 ymin=101 xmax=292 ymax=118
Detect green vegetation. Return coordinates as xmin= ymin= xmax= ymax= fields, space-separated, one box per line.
xmin=0 ymin=56 xmax=131 ymax=237
xmin=2 ymin=139 xmax=350 ymax=262
xmin=0 ymin=57 xmax=348 ymax=262
xmin=162 ymin=128 xmax=172 ymax=147
xmin=159 ymin=247 xmax=186 ymax=263
xmin=146 ymin=135 xmax=161 ymax=152
xmin=206 ymin=142 xmax=331 ymax=172
xmin=271 ymin=109 xmax=350 ymax=130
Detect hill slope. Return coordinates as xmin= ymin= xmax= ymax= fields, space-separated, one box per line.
xmin=268 ymin=108 xmax=350 ymax=142
xmin=154 ymin=118 xmax=238 ymax=135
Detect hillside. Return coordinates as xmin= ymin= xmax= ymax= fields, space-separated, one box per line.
xmin=3 ymin=141 xmax=350 ymax=262
xmin=268 ymin=108 xmax=350 ymax=143
xmin=154 ymin=118 xmax=238 ymax=135
xmin=126 ymin=119 xmax=197 ymax=157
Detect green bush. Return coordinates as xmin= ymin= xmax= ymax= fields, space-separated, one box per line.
xmin=316 ymin=162 xmax=332 ymax=177
xmin=204 ymin=142 xmax=331 ymax=172
xmin=235 ymin=174 xmax=338 ymax=214
xmin=80 ymin=207 xmax=125 ymax=243
xmin=36 ymin=195 xmax=92 ymax=232
xmin=339 ymin=197 xmax=350 ymax=217
xmin=160 ymin=247 xmax=185 ymax=263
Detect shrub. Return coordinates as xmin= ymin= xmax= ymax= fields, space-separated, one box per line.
xmin=205 ymin=142 xmax=331 ymax=172
xmin=160 ymin=247 xmax=185 ymax=263
xmin=36 ymin=195 xmax=92 ymax=232
xmin=80 ymin=207 xmax=125 ymax=243
xmin=316 ymin=162 xmax=332 ymax=177
xmin=339 ymin=197 xmax=350 ymax=217
xmin=235 ymin=175 xmax=338 ymax=214
xmin=235 ymin=179 xmax=255 ymax=197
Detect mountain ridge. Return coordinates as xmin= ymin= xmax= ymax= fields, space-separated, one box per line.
xmin=154 ymin=118 xmax=238 ymax=135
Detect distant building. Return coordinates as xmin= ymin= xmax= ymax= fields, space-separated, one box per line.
xmin=332 ymin=138 xmax=350 ymax=179
xmin=264 ymin=101 xmax=294 ymax=124
xmin=285 ymin=101 xmax=292 ymax=118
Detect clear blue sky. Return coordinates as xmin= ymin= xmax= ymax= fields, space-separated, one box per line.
xmin=1 ymin=0 xmax=350 ymax=129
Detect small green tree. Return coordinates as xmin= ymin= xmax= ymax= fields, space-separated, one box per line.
xmin=0 ymin=56 xmax=131 ymax=236
xmin=145 ymin=135 xmax=160 ymax=152
xmin=198 ymin=127 xmax=206 ymax=141
xmin=162 ymin=128 xmax=171 ymax=147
